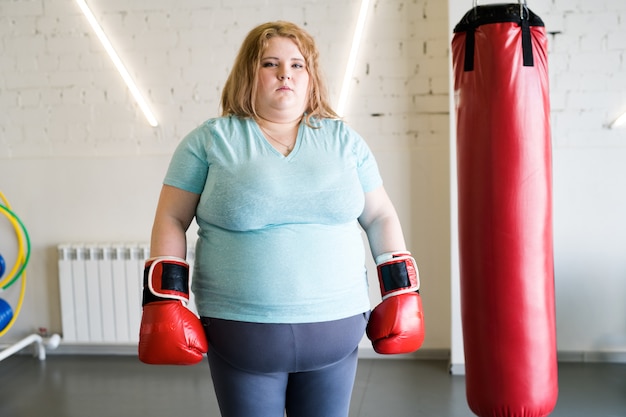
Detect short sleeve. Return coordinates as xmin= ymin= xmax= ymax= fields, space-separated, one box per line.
xmin=345 ymin=123 xmax=383 ymax=192
xmin=163 ymin=124 xmax=211 ymax=194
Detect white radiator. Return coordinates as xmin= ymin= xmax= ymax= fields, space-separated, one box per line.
xmin=57 ymin=243 xmax=196 ymax=345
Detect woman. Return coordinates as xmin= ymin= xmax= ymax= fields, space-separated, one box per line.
xmin=141 ymin=21 xmax=424 ymax=417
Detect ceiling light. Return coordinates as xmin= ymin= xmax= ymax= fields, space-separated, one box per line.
xmin=609 ymin=111 xmax=626 ymax=129
xmin=337 ymin=0 xmax=371 ymax=117
xmin=75 ymin=0 xmax=159 ymax=127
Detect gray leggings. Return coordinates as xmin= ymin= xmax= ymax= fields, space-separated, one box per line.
xmin=201 ymin=314 xmax=368 ymax=417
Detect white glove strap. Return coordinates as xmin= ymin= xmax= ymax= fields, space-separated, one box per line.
xmin=375 ymin=251 xmax=412 ymax=265
xmin=147 ymin=256 xmax=189 ymax=305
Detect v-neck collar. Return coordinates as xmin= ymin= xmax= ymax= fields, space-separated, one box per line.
xmin=254 ymin=120 xmax=303 ymax=161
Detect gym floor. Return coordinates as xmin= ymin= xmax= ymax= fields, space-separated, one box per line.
xmin=0 ymin=354 xmax=624 ymax=417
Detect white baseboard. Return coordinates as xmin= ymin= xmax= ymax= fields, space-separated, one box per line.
xmin=449 ymin=362 xmax=466 ymax=375
xmin=49 ymin=343 xmax=138 ymax=356
xmin=557 ymin=350 xmax=626 ymax=363
xmin=357 ymin=346 xmax=450 ymax=360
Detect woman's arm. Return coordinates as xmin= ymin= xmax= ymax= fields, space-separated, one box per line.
xmin=149 ymin=184 xmax=201 ymax=258
xmin=140 ymin=185 xmax=208 ymax=365
xmin=359 ymin=186 xmax=425 ymax=355
xmin=358 ymin=185 xmax=407 ymax=259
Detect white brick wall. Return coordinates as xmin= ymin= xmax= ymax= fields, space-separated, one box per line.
xmin=534 ymin=1 xmax=626 ymax=146
xmin=0 ymin=0 xmax=452 ymax=158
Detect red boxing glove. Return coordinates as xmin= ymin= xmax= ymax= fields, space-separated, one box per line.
xmin=138 ymin=256 xmax=208 ymax=365
xmin=366 ymin=252 xmax=425 ymax=354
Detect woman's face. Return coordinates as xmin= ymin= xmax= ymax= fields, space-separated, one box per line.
xmin=254 ymin=36 xmax=310 ymax=122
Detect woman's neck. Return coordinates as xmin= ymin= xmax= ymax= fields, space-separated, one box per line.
xmin=256 ymin=115 xmax=302 ymax=156
xmin=256 ymin=114 xmax=302 ymax=132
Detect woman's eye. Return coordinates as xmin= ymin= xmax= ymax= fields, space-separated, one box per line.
xmin=262 ymin=62 xmax=277 ymax=68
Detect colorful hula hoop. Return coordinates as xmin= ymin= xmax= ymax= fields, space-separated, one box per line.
xmin=0 ymin=192 xmax=31 ymax=336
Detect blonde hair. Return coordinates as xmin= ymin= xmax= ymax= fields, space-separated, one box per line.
xmin=220 ymin=21 xmax=339 ymax=125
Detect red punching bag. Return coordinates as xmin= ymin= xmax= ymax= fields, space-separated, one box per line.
xmin=452 ymin=3 xmax=558 ymax=417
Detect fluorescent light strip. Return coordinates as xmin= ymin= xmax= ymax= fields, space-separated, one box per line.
xmin=609 ymin=111 xmax=626 ymax=129
xmin=75 ymin=0 xmax=159 ymax=127
xmin=337 ymin=0 xmax=371 ymax=117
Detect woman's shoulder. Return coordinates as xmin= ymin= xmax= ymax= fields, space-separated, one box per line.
xmin=197 ymin=115 xmax=250 ymax=130
xmin=310 ymin=116 xmax=345 ymax=128
xmin=185 ymin=116 xmax=251 ymax=140
xmin=306 ymin=116 xmax=349 ymax=136
xmin=310 ymin=117 xmax=364 ymax=142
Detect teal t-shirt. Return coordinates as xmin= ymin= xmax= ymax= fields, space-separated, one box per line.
xmin=164 ymin=116 xmax=383 ymax=323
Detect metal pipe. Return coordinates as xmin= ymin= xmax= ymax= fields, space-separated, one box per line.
xmin=0 ymin=333 xmax=60 ymax=362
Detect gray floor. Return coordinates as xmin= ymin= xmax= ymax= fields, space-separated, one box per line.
xmin=0 ymin=354 xmax=625 ymax=417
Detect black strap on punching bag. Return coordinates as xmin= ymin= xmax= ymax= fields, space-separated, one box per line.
xmin=520 ymin=14 xmax=534 ymax=66
xmin=455 ymin=3 xmax=544 ymax=71
xmin=463 ymin=28 xmax=475 ymax=72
